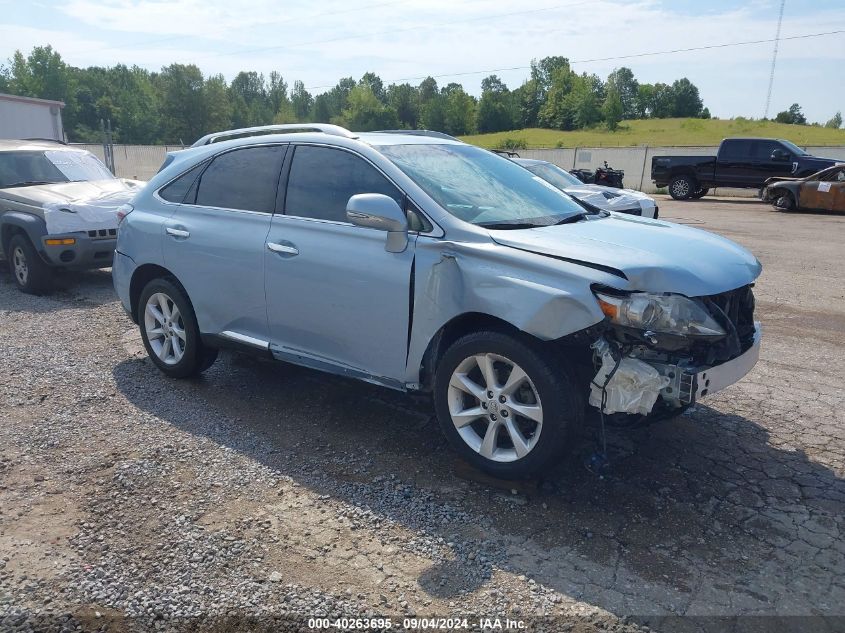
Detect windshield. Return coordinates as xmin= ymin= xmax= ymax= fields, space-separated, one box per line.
xmin=522 ymin=161 xmax=583 ymax=190
xmin=0 ymin=150 xmax=114 ymax=188
xmin=780 ymin=140 xmax=808 ymax=156
xmin=376 ymin=143 xmax=586 ymax=227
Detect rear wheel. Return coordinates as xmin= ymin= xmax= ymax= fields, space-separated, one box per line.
xmin=668 ymin=175 xmax=695 ymax=200
xmin=138 ymin=277 xmax=217 ymax=378
xmin=8 ymin=234 xmax=52 ymax=294
xmin=434 ymin=331 xmax=583 ymax=479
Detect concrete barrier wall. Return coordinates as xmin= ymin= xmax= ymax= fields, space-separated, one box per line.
xmin=72 ymin=142 xmax=845 ymax=194
xmin=72 ymin=144 xmax=180 ymax=181
xmin=523 ymin=145 xmax=845 ymax=196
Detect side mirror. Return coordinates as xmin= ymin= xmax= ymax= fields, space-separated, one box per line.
xmin=771 ymin=149 xmax=789 ymax=162
xmin=346 ymin=193 xmax=408 ymax=253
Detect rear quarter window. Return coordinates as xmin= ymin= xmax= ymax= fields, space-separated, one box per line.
xmin=194 ymin=145 xmax=286 ymax=213
xmin=158 ymin=162 xmax=207 ymax=204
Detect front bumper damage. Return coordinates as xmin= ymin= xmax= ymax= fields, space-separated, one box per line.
xmin=589 ymin=323 xmax=761 ymax=416
xmin=588 ymin=283 xmax=761 ymax=417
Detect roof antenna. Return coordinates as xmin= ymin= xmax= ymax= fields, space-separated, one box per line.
xmin=764 ymin=0 xmax=786 ymax=119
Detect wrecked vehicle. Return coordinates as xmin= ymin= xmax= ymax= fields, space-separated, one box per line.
xmin=511 ymin=157 xmax=658 ymax=218
xmin=0 ymin=139 xmax=143 ymax=293
xmin=114 ymin=124 xmax=762 ymax=479
xmin=761 ymin=164 xmax=845 ymax=212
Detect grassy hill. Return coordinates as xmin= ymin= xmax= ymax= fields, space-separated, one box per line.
xmin=460 ymin=118 xmax=845 ymax=149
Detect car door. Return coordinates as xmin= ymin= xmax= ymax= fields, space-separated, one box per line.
xmin=749 ymin=140 xmax=794 ymax=186
xmin=162 ymin=144 xmax=286 ymax=342
xmin=264 ymin=144 xmax=416 ymax=386
xmin=714 ymin=139 xmax=750 ymax=187
xmin=801 ymin=167 xmax=845 ymax=211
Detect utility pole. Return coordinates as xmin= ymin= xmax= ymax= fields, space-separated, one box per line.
xmin=764 ymin=0 xmax=786 ymax=119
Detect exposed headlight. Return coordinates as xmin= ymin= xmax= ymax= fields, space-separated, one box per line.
xmin=594 ymin=291 xmax=726 ymax=337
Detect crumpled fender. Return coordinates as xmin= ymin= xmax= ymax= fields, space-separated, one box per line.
xmin=404 ymin=238 xmax=618 ymax=385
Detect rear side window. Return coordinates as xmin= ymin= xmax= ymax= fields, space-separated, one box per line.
xmin=719 ymin=140 xmax=749 ymax=160
xmin=285 ymin=145 xmax=403 ymax=222
xmin=195 ymin=145 xmax=285 ymax=213
xmin=158 ymin=162 xmax=206 ymax=204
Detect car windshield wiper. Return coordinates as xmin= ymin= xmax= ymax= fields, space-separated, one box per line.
xmin=2 ymin=180 xmax=54 ymax=188
xmin=553 ymin=213 xmax=589 ymax=225
xmin=478 ymin=221 xmax=548 ymax=230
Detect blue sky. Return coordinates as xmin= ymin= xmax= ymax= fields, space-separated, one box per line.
xmin=1 ymin=0 xmax=844 ymax=123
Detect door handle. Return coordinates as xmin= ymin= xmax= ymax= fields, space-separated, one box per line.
xmin=166 ymin=227 xmax=190 ymax=238
xmin=266 ymin=242 xmax=299 ymax=256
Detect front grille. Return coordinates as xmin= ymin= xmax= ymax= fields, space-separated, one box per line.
xmin=87 ymin=229 xmax=117 ymax=239
xmin=692 ymin=285 xmax=756 ymax=364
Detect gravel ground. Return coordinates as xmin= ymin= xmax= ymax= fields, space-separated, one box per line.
xmin=0 ymin=196 xmax=843 ymax=632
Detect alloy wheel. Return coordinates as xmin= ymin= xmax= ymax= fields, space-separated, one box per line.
xmin=447 ymin=353 xmax=543 ymax=462
xmin=672 ymin=179 xmax=690 ymax=198
xmin=12 ymin=246 xmax=28 ymax=286
xmin=144 ymin=292 xmax=186 ymax=365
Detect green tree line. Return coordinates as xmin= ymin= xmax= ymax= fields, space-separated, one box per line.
xmin=0 ymin=46 xmax=712 ymax=144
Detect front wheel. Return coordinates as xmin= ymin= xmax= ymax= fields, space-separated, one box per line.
xmin=433 ymin=331 xmax=583 ymax=479
xmin=8 ymin=234 xmax=52 ymax=294
xmin=138 ymin=277 xmax=218 ymax=378
xmin=774 ymin=193 xmax=795 ymax=211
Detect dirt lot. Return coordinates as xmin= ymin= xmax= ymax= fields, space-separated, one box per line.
xmin=1 ymin=196 xmax=843 ymax=632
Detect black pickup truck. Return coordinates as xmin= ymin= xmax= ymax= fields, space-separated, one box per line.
xmin=651 ymin=137 xmax=840 ymax=200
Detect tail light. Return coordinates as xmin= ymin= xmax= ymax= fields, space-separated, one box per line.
xmin=116 ymin=203 xmax=134 ymax=224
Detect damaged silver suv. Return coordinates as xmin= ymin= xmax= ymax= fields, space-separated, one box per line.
xmin=114 ymin=124 xmax=762 ymax=479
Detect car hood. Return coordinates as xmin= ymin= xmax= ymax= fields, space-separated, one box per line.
xmin=0 ymin=178 xmax=135 ymax=206
xmin=0 ymin=179 xmax=141 ymax=234
xmin=562 ymin=184 xmax=647 ymax=211
xmin=804 ymin=156 xmax=840 ymax=166
xmin=489 ymin=214 xmax=762 ymax=297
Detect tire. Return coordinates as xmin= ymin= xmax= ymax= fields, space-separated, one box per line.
xmin=668 ymin=175 xmax=695 ymax=200
xmin=137 ymin=277 xmax=217 ymax=378
xmin=8 ymin=234 xmax=52 ymax=294
xmin=691 ymin=187 xmax=709 ymax=199
xmin=433 ymin=331 xmax=583 ymax=479
xmin=774 ymin=192 xmax=795 ymax=211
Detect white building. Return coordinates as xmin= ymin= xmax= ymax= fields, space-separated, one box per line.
xmin=0 ymin=93 xmax=65 ymax=141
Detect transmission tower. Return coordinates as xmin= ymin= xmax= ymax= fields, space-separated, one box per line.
xmin=764 ymin=0 xmax=786 ymax=119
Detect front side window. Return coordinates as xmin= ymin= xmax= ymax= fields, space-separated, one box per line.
xmin=821 ymin=168 xmax=845 ymax=182
xmin=377 ymin=143 xmax=585 ymax=228
xmin=0 ymin=149 xmax=113 ymax=188
xmin=285 ymin=145 xmax=403 ymax=222
xmin=779 ymin=140 xmax=808 ymax=156
xmin=195 ymin=145 xmax=285 ymax=213
xmin=751 ymin=141 xmax=781 ymax=160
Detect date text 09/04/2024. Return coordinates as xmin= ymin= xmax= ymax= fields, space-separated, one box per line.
xmin=307 ymin=617 xmax=526 ymax=630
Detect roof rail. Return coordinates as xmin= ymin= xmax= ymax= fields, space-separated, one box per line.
xmin=191 ymin=124 xmax=358 ymax=147
xmin=373 ymin=129 xmax=460 ymax=141
xmin=22 ymin=137 xmax=68 ymax=145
